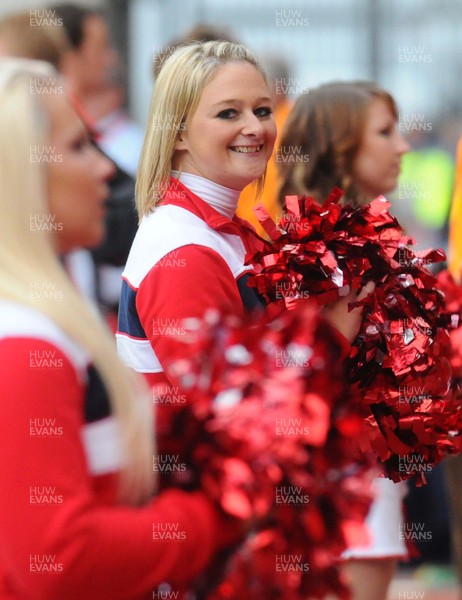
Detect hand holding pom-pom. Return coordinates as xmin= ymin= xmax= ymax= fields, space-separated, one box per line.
xmin=248 ymin=191 xmax=454 ymax=483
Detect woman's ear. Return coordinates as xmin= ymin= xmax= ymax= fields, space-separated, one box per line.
xmin=175 ymin=134 xmax=187 ymax=151
xmin=175 ymin=122 xmax=188 ymax=150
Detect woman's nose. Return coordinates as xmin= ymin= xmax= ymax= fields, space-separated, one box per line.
xmin=396 ymin=133 xmax=411 ymax=155
xmin=92 ymin=145 xmax=116 ymax=181
xmin=241 ymin=112 xmax=265 ymax=137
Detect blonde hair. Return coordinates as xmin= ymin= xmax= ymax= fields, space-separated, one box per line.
xmin=0 ymin=58 xmax=154 ymax=505
xmin=137 ymin=40 xmax=268 ymax=218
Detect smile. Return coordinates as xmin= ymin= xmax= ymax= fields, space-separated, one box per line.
xmin=230 ymin=145 xmax=263 ymax=154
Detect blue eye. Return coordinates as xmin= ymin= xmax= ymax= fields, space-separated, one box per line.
xmin=254 ymin=106 xmax=272 ymax=118
xmin=217 ymin=109 xmax=237 ymax=119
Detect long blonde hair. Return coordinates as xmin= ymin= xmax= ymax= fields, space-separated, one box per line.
xmin=136 ymin=40 xmax=268 ymax=218
xmin=0 ymin=58 xmax=154 ymax=505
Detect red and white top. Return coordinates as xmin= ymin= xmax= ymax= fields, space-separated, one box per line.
xmin=0 ymin=300 xmax=228 ymax=600
xmin=117 ymin=176 xmax=265 ymax=436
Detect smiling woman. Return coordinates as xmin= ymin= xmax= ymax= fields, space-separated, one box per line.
xmin=172 ymin=60 xmax=275 ymax=191
xmin=117 ymin=42 xmax=369 ymax=412
xmin=118 ymin=42 xmax=276 ymax=381
xmin=117 ymin=43 xmax=279 ymax=444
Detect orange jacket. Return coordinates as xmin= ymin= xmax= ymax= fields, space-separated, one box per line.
xmin=449 ymin=137 xmax=462 ymax=280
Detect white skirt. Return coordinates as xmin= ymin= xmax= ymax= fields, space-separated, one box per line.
xmin=342 ymin=477 xmax=408 ymax=559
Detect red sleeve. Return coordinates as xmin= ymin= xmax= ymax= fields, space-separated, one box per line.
xmin=136 ymin=244 xmax=244 ymax=438
xmin=0 ymin=338 xmax=222 ymax=600
xmin=136 ymin=244 xmax=244 ymax=366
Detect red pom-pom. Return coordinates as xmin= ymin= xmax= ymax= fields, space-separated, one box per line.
xmin=159 ymin=305 xmax=376 ymax=599
xmin=248 ymin=192 xmax=455 ymax=483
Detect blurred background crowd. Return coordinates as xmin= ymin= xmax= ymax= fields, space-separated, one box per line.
xmin=2 ymin=0 xmax=459 ymax=250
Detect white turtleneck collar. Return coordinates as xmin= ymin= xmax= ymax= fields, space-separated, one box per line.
xmin=171 ymin=170 xmax=240 ymax=220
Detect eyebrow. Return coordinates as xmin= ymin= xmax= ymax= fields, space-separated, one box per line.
xmin=210 ymin=96 xmax=272 ymax=109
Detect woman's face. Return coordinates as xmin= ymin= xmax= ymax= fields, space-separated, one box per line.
xmin=45 ymin=93 xmax=114 ymax=253
xmin=174 ymin=61 xmax=277 ymax=191
xmin=352 ymin=98 xmax=409 ymax=201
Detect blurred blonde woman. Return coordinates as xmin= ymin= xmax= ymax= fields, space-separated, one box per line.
xmin=0 ymin=58 xmax=240 ymax=600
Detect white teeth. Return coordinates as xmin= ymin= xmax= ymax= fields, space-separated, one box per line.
xmin=232 ymin=145 xmax=262 ymax=153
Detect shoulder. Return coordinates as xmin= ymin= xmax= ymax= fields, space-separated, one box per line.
xmin=124 ymin=205 xmax=247 ymax=286
xmin=0 ymin=301 xmax=89 ymax=380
